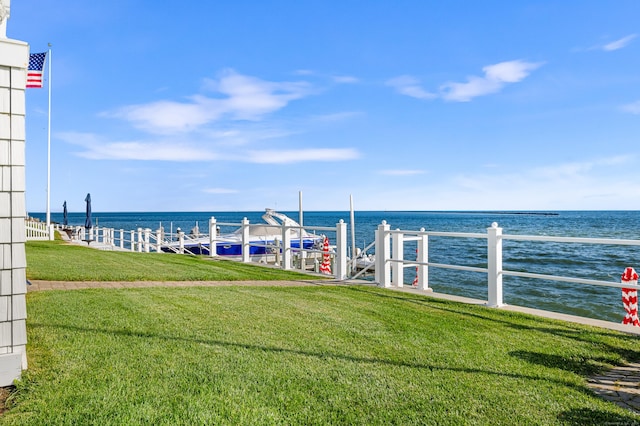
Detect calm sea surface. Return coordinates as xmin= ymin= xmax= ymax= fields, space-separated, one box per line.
xmin=32 ymin=210 xmax=640 ymax=323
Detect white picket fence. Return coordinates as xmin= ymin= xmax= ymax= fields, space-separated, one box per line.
xmin=25 ymin=220 xmax=54 ymax=241
xmin=66 ymin=217 xmax=351 ymax=280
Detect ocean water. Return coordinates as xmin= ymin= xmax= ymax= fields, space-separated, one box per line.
xmin=32 ymin=210 xmax=640 ymax=323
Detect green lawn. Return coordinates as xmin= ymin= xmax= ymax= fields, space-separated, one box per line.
xmin=3 ymin=286 xmax=639 ymax=425
xmin=25 ymin=239 xmax=319 ymax=282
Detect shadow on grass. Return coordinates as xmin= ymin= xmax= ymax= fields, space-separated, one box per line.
xmin=31 ymin=320 xmax=585 ymax=392
xmin=558 ymin=407 xmax=640 ymax=425
xmin=510 ymin=350 xmax=611 ymax=376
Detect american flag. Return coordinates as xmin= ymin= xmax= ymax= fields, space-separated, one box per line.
xmin=27 ymin=52 xmax=47 ymax=88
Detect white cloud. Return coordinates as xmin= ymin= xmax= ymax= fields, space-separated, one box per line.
xmin=603 ymin=34 xmax=637 ymax=51
xmin=58 ymin=132 xmax=219 ymax=161
xmin=379 ymin=169 xmax=425 ymax=176
xmin=387 ymin=60 xmax=542 ymax=103
xmin=440 ymin=60 xmax=543 ymax=102
xmin=621 ymin=100 xmax=640 ymax=115
xmin=246 ymin=148 xmax=360 ymax=164
xmin=386 ymin=75 xmax=436 ymax=100
xmin=104 ymin=96 xmax=222 ymax=134
xmin=204 ymin=69 xmax=312 ymax=120
xmin=58 ymin=131 xmax=361 ymax=165
xmin=104 ymin=69 xmax=312 ymax=134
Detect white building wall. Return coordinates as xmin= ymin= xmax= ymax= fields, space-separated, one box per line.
xmin=0 ymin=36 xmax=29 ymax=386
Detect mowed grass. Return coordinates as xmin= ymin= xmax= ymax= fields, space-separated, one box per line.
xmin=3 ymin=286 xmax=639 ymax=425
xmin=25 ymin=240 xmax=318 ymax=282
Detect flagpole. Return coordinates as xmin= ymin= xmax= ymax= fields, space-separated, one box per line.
xmin=46 ymin=44 xmax=51 ymax=227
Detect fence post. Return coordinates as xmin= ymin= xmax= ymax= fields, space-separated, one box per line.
xmin=155 ymin=228 xmax=162 ymax=253
xmin=177 ymin=228 xmax=184 ymax=254
xmin=299 ymin=226 xmax=307 ymax=272
xmin=392 ymin=229 xmax=404 ymax=287
xmin=209 ymin=217 xmax=217 ymax=257
xmin=130 ymin=230 xmax=135 ymax=251
xmin=241 ymin=218 xmax=250 ymax=263
xmin=136 ymin=228 xmax=143 ymax=252
xmin=335 ymin=220 xmax=348 ymax=280
xmin=487 ymin=222 xmax=503 ymax=307
xmin=375 ymin=221 xmax=391 ymax=287
xmin=120 ymin=229 xmax=124 ymax=249
xmin=282 ymin=223 xmax=292 ymax=270
xmin=48 ymin=224 xmax=54 ymax=241
xmin=274 ymin=239 xmax=281 ymax=266
xmin=417 ymin=230 xmax=431 ymax=291
xmin=143 ymin=229 xmax=151 ymax=253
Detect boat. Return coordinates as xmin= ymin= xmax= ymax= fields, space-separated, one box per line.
xmin=162 ymin=209 xmax=324 ymax=257
xmin=354 ymin=248 xmax=375 ymax=272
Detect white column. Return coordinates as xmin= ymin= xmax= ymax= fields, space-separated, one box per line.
xmin=392 ymin=229 xmax=404 ymax=287
xmin=241 ymin=218 xmax=250 ymax=263
xmin=137 ymin=228 xmax=143 ymax=252
xmin=208 ymin=217 xmax=216 ymax=257
xmin=282 ymin=223 xmax=292 ymax=270
xmin=155 ymin=228 xmax=162 ymax=253
xmin=144 ymin=229 xmax=150 ymax=253
xmin=177 ymin=229 xmax=184 ymax=254
xmin=375 ymin=221 xmax=391 ymax=287
xmin=335 ymin=220 xmax=348 ymax=280
xmin=417 ymin=230 xmax=431 ymax=291
xmin=487 ymin=222 xmax=503 ymax=307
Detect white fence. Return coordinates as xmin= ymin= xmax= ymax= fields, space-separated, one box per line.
xmin=25 ymin=220 xmax=54 ymax=241
xmin=66 ymin=217 xmax=350 ymax=280
xmin=374 ymin=221 xmax=640 ymax=307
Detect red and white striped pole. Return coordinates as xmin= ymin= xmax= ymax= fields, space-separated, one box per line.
xmin=319 ymin=236 xmax=332 ymax=275
xmin=621 ymin=267 xmax=639 ymax=327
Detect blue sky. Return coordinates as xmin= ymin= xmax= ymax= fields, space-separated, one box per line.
xmin=8 ymin=1 xmax=640 ymax=212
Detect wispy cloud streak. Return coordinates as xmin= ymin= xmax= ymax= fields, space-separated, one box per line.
xmin=387 ymin=60 xmax=543 ymax=102
xmin=603 ymin=34 xmax=637 ymax=51
xmin=440 ymin=60 xmax=543 ymax=102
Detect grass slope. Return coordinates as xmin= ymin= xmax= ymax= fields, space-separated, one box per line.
xmin=2 ymin=286 xmax=639 ymax=425
xmin=25 ymin=240 xmax=318 ymax=282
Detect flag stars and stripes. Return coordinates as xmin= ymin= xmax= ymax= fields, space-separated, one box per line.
xmin=27 ymin=52 xmax=47 ymax=88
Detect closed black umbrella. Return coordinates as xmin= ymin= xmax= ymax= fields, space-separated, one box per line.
xmin=63 ymin=201 xmax=68 ymax=226
xmin=84 ymin=193 xmax=93 ymax=230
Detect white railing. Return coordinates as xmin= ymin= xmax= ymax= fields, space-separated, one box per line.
xmin=25 ymin=220 xmax=54 ymax=241
xmin=66 ymin=217 xmax=350 ymax=280
xmin=374 ymin=221 xmax=640 ymax=307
